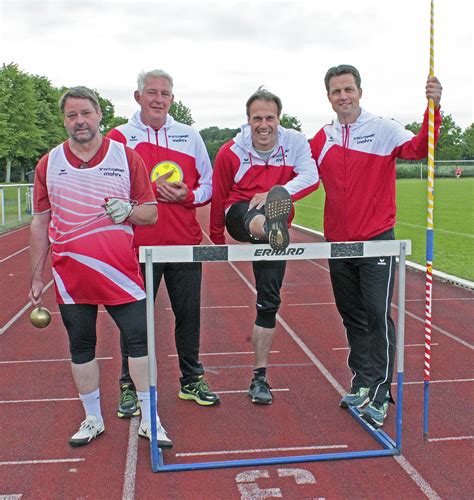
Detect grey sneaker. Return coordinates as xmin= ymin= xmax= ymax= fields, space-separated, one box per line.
xmin=265 ymin=185 xmax=292 ymax=252
xmin=340 ymin=387 xmax=370 ymax=409
xmin=117 ymin=383 xmax=140 ymax=418
xmin=361 ymin=398 xmax=390 ymax=428
xmin=69 ymin=415 xmax=104 ymax=447
xmin=248 ymin=376 xmax=273 ymax=405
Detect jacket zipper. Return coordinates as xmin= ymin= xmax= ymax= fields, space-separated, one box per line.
xmin=342 ymin=124 xmax=350 ymax=240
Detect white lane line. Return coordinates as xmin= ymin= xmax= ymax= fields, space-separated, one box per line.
xmin=0 ymin=494 xmax=22 ymax=499
xmin=0 ymin=397 xmax=79 ymax=404
xmin=200 ymin=305 xmax=250 ymax=309
xmin=0 ymin=458 xmax=85 ymax=466
xmin=289 ymin=298 xmax=473 ymax=305
xmin=122 ymin=418 xmax=140 ymax=500
xmin=293 ymin=203 xmax=323 ymax=211
xmin=392 ymin=304 xmax=474 ymax=350
xmin=176 ymin=444 xmax=348 ymax=457
xmin=0 ymin=246 xmax=29 ymax=263
xmin=427 ymin=435 xmax=473 ymax=443
xmin=285 ymin=300 xmax=473 ymax=350
xmin=168 ymin=351 xmax=279 ymax=358
xmin=164 ymin=305 xmax=250 ymax=311
xmin=333 ymin=343 xmax=440 ymax=350
xmin=216 ymin=388 xmax=289 ymax=395
xmin=277 ymin=314 xmax=347 ymax=395
xmin=0 ymin=356 xmax=113 ymax=365
xmin=0 ymin=280 xmax=54 ymax=335
xmin=307 ymin=260 xmax=330 ymax=272
xmin=394 ymin=455 xmax=441 ymax=500
xmin=287 ymin=302 xmax=335 ymax=307
xmin=405 ymin=298 xmax=474 ymax=302
xmin=0 ymin=390 xmax=290 ymax=403
xmin=403 ymin=343 xmax=440 ymax=348
xmin=50 ymin=310 xmax=108 ymax=315
xmin=0 ymin=226 xmax=29 ymax=238
xmin=396 ymin=220 xmax=473 ymax=238
xmin=395 ymin=378 xmax=474 ymax=386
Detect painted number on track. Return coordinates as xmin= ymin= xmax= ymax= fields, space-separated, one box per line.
xmin=236 ymin=468 xmax=321 ymax=498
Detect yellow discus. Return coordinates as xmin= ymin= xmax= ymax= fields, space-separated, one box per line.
xmin=151 ymin=161 xmax=184 ymax=183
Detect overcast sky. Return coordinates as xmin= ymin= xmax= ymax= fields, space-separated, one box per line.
xmin=1 ymin=0 xmax=472 ymax=137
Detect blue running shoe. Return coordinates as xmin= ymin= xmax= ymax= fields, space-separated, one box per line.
xmin=340 ymin=387 xmax=370 ymax=409
xmin=361 ymin=398 xmax=390 ymax=428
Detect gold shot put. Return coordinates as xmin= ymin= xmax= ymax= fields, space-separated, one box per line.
xmin=30 ymin=306 xmax=52 ymax=328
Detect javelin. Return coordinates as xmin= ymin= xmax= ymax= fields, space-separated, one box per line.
xmin=423 ymin=0 xmax=436 ymax=439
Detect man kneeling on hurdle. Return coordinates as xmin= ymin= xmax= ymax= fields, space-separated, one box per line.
xmin=210 ymin=87 xmax=319 ymax=404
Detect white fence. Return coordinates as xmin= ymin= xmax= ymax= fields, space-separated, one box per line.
xmin=0 ymin=183 xmax=34 ymax=227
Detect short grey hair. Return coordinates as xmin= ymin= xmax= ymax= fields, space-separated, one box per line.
xmin=59 ymin=86 xmax=101 ymax=113
xmin=137 ymin=69 xmax=174 ymax=92
xmin=246 ymin=86 xmax=282 ymax=118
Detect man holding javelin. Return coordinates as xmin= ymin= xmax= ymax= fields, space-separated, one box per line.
xmin=310 ymin=65 xmax=442 ymax=427
xmin=210 ymin=87 xmax=319 ymax=404
xmin=108 ymin=69 xmax=219 ymax=418
xmin=30 ymin=86 xmax=172 ymax=448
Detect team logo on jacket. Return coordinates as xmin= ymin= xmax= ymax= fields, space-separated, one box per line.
xmin=151 ymin=161 xmax=184 ymax=183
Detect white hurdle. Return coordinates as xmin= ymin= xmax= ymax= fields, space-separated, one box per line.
xmin=139 ymin=240 xmax=410 ymax=472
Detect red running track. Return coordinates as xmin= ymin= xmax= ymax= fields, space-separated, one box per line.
xmin=1 ymin=211 xmax=473 ymax=499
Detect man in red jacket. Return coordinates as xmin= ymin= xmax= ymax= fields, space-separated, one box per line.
xmin=210 ymin=87 xmax=319 ymax=404
xmin=310 ymin=64 xmax=442 ymax=427
xmin=108 ymin=70 xmax=219 ymax=420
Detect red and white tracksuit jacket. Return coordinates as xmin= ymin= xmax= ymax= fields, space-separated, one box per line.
xmin=310 ymin=107 xmax=441 ymax=242
xmin=210 ymin=124 xmax=319 ymax=244
xmin=108 ymin=112 xmax=212 ymax=246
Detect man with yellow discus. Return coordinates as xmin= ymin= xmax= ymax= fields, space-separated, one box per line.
xmin=108 ymin=70 xmax=219 ymax=427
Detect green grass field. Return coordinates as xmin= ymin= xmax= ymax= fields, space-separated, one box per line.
xmin=294 ymin=178 xmax=474 ymax=281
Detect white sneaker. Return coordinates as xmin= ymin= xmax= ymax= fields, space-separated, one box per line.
xmin=69 ymin=415 xmax=105 ymax=447
xmin=138 ymin=419 xmax=173 ymax=449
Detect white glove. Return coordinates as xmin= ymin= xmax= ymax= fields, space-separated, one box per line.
xmin=104 ymin=198 xmax=133 ymax=224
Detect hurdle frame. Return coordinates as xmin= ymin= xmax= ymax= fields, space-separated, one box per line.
xmin=140 ymin=240 xmax=409 ymax=472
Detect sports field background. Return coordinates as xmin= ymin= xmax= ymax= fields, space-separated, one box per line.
xmin=295 ymin=178 xmax=474 ymax=281
xmin=2 ymin=179 xmax=473 ymax=281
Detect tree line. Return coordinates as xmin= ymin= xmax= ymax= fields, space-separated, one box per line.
xmin=1 ymin=63 xmax=473 ymax=182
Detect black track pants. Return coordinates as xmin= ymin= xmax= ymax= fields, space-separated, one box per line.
xmin=226 ymin=201 xmax=286 ymax=329
xmin=120 ymin=262 xmax=204 ymax=386
xmin=328 ymin=229 xmax=396 ymax=405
